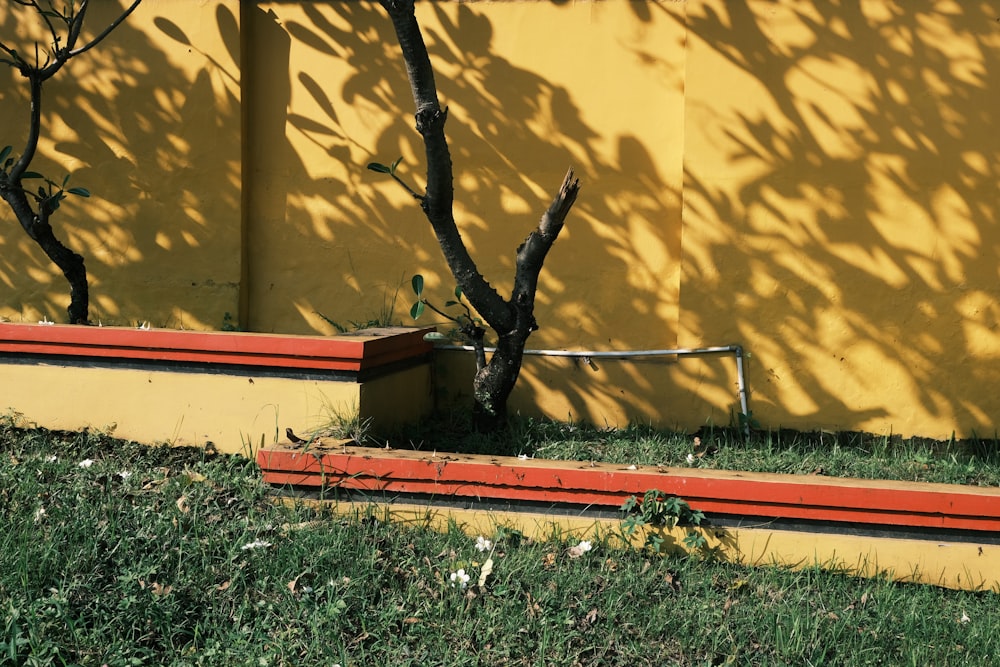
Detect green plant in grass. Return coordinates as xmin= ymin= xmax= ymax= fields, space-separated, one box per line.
xmin=620 ymin=489 xmax=708 ymax=553
xmin=315 ymin=279 xmax=403 ymax=334
xmin=735 ymin=408 xmax=762 ymax=434
xmin=291 ymin=402 xmax=374 ymax=450
xmin=220 ymin=311 xmax=241 ymax=331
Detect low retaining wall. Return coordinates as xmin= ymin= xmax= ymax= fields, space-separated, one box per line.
xmin=259 ymin=443 xmax=1000 ymax=591
xmin=0 ymin=323 xmax=435 ymax=455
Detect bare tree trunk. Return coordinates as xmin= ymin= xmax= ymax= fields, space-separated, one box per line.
xmin=3 ymin=188 xmax=90 ymax=324
xmin=376 ymin=0 xmax=580 ymax=431
xmin=0 ymin=0 xmax=140 ymax=325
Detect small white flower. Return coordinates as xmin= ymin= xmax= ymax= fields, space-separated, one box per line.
xmin=686 ymin=453 xmax=696 ymax=465
xmin=475 ymin=536 xmax=492 ymax=552
xmin=567 ymin=539 xmax=594 ymax=559
xmin=78 ymin=459 xmax=94 ymax=468
xmin=33 ymin=507 xmax=46 ymax=523
xmin=241 ymin=539 xmax=272 ymax=551
xmin=960 ymin=611 xmax=971 ymax=624
xmin=449 ymin=569 xmax=470 ymax=589
xmin=45 ymin=455 xmax=57 ymax=463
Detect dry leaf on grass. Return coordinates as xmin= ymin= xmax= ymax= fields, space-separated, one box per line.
xmin=477 ymin=557 xmax=494 ymax=588
xmin=140 ymin=580 xmax=172 ymax=596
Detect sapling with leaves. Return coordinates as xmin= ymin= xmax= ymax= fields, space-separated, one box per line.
xmin=408 ymin=273 xmax=488 ymax=370
xmin=0 ymin=0 xmax=141 ymax=324
xmin=620 ymin=489 xmax=708 ymax=553
xmin=370 ymin=0 xmax=580 ymax=432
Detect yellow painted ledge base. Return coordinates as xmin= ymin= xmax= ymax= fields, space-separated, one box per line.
xmin=284 ymin=498 xmax=1000 ymax=593
xmin=3 ymin=363 xmax=431 ymax=456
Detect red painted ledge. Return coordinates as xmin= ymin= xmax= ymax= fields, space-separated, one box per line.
xmin=0 ymin=322 xmax=434 ymax=372
xmin=258 ymin=444 xmax=1000 ymax=533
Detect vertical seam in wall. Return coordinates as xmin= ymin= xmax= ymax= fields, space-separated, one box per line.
xmin=677 ymin=0 xmax=690 ymax=346
xmin=238 ymin=0 xmax=253 ymax=331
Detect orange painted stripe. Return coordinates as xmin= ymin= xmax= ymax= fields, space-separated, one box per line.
xmin=0 ymin=323 xmax=434 ymax=372
xmin=258 ymin=446 xmax=1000 ymax=533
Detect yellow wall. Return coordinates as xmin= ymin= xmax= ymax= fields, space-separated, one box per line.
xmin=1 ymin=1 xmax=997 ymax=438
xmin=679 ymin=1 xmax=1000 ymax=437
xmin=0 ymin=0 xmax=242 ymax=329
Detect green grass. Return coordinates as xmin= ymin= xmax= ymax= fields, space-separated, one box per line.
xmin=385 ymin=412 xmax=1000 ymax=486
xmin=2 ymin=421 xmax=999 ymax=665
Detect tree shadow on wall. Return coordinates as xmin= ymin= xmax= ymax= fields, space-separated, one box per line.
xmin=247 ymin=1 xmax=689 ymax=423
xmin=0 ymin=2 xmax=242 ymax=328
xmin=636 ymin=1 xmax=998 ymax=436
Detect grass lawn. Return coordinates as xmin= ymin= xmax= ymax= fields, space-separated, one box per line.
xmin=2 ymin=418 xmax=999 ymax=666
xmin=389 ymin=412 xmax=1000 ymax=487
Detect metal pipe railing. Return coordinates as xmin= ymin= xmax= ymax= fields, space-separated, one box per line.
xmin=431 ymin=341 xmax=750 ymax=431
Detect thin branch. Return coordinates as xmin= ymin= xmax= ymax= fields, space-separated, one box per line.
xmin=9 ymin=74 xmax=44 ymax=181
xmin=68 ymin=0 xmax=142 ymax=59
xmin=511 ymin=168 xmax=580 ymax=312
xmin=0 ymin=40 xmax=24 ymax=70
xmin=389 ymin=172 xmax=424 ymax=201
xmin=40 ymin=3 xmax=63 ymax=55
xmin=65 ymin=0 xmax=91 ymax=53
xmin=419 ymin=298 xmax=458 ymax=322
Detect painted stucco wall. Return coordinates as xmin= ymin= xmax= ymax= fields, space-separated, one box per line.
xmin=0 ymin=1 xmax=997 ymax=438
xmin=0 ymin=0 xmax=242 ymax=329
xmin=678 ymin=1 xmax=1000 ymax=437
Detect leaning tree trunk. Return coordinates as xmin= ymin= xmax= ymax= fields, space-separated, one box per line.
xmin=376 ymin=0 xmax=580 ymax=431
xmin=0 ymin=0 xmax=140 ymax=325
xmin=3 ymin=188 xmax=90 ymax=324
xmin=0 ymin=73 xmax=90 ymax=324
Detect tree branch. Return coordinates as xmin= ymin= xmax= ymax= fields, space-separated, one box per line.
xmin=9 ymin=74 xmax=44 ymax=181
xmin=512 ymin=168 xmax=580 ymax=309
xmin=375 ymin=0 xmax=514 ymax=335
xmin=68 ymin=0 xmax=142 ymax=59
